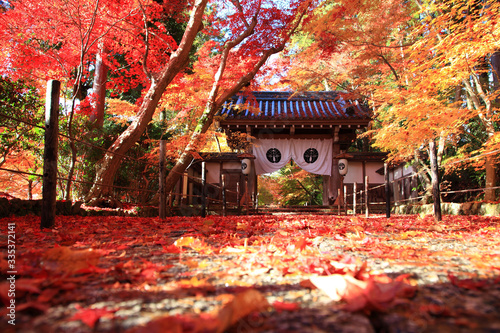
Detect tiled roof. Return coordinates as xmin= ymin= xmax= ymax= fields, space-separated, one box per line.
xmin=218 ymin=91 xmax=371 ymax=122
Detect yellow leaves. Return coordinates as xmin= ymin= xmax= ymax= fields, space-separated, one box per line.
xmin=398 ymin=230 xmax=422 ymax=240
xmin=42 ymin=246 xmax=100 ymax=273
xmin=173 ymin=236 xmax=204 ymax=250
xmin=106 ymin=98 xmax=138 ymax=120
xmin=176 ymin=276 xmax=211 ymax=289
xmin=174 ymin=236 xmax=212 ymax=253
xmin=372 ymin=86 xmax=475 ymax=160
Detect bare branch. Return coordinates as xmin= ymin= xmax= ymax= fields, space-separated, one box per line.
xmin=378 ymin=53 xmax=400 ymax=82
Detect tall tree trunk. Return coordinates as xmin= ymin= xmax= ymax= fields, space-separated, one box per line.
xmin=85 ymin=0 xmax=208 ymax=202
xmin=65 ymin=70 xmax=82 ymax=201
xmin=492 ymin=51 xmax=500 ymax=97
xmin=429 ymin=139 xmax=442 ymax=222
xmin=414 ymin=134 xmax=446 ymax=205
xmin=28 ymin=179 xmax=33 ymax=200
xmin=487 ymin=51 xmax=500 ymax=201
xmin=463 ymin=76 xmax=497 ymax=201
xmin=91 ymin=43 xmax=108 ymax=128
xmin=485 ymin=155 xmax=497 ymax=201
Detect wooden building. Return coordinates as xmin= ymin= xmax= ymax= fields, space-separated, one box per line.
xmin=216 ymin=90 xmax=372 ymax=206
xmin=174 ymin=91 xmax=402 ymax=214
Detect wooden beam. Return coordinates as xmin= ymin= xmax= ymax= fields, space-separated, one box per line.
xmin=256 ymin=133 xmax=332 ymax=139
xmin=334 ymin=126 xmax=340 ymax=143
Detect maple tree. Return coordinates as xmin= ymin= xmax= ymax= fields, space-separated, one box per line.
xmin=274 ymin=163 xmax=323 ymax=206
xmin=270 ymin=0 xmax=500 ymax=203
xmin=1 ymin=0 xmax=498 ymax=205
xmin=0 ymin=78 xmax=43 ymax=168
xmin=83 ymin=0 xmax=211 ymax=202
xmin=0 ymin=0 xmax=194 ymax=201
xmin=370 ymin=0 xmax=500 ymax=201
xmin=0 ymin=77 xmax=44 ymax=199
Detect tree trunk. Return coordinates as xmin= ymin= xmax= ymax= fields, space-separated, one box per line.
xmin=91 ymin=44 xmax=108 ymax=128
xmin=486 ymin=51 xmax=500 ymax=201
xmin=463 ymin=77 xmax=497 ymax=201
xmin=86 ymin=76 xmax=183 ymax=202
xmin=413 ymin=150 xmax=432 ymax=203
xmin=28 ymin=179 xmax=33 ymax=200
xmin=485 ymin=155 xmax=497 ymax=201
xmin=65 ymin=79 xmax=80 ymax=201
xmin=85 ymin=0 xmax=208 ymax=202
xmin=429 ymin=139 xmax=442 ymax=222
xmin=491 ymin=51 xmax=500 ymax=93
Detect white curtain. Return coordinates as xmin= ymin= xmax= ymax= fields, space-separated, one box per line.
xmin=253 ymin=139 xmax=293 ymax=175
xmin=292 ymin=139 xmax=333 ymax=176
xmin=253 ymin=139 xmax=333 ymax=175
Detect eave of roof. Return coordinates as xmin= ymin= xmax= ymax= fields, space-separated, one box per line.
xmin=218 ymin=91 xmax=372 ymax=125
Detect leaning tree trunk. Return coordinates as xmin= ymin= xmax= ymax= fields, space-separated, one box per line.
xmin=85 ymin=0 xmax=208 ymax=202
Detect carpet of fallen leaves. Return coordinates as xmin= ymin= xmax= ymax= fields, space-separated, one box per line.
xmin=1 ymin=213 xmax=500 ymax=333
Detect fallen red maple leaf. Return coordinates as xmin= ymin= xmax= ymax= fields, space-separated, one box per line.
xmin=162 ymin=244 xmax=182 ymax=253
xmin=0 ymin=279 xmax=42 ymax=305
xmin=448 ymin=273 xmax=488 ymax=290
xmin=273 ymin=300 xmax=301 ymax=312
xmin=70 ymin=306 xmax=115 ymax=328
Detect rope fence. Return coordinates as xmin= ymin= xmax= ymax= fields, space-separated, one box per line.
xmin=340 ymin=160 xmax=500 ymax=218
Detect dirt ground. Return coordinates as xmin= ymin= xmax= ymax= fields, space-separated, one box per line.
xmin=1 ymin=213 xmax=499 ymax=333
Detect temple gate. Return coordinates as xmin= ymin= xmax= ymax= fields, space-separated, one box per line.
xmin=216 ymin=91 xmax=372 ymax=207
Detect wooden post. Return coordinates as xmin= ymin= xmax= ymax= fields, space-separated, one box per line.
xmin=353 ymin=182 xmax=357 ymax=216
xmin=343 ymin=185 xmax=347 ymax=215
xmin=429 ymin=140 xmax=442 ymax=221
xmin=41 ymin=80 xmax=60 ymax=229
xmin=337 ymin=188 xmax=341 ymax=215
xmin=236 ymin=181 xmax=241 ymax=215
xmin=365 ymin=176 xmax=369 ymax=218
xmin=159 ymin=139 xmax=166 ymax=219
xmin=245 ymin=175 xmax=249 ymax=215
xmin=222 ymin=173 xmax=227 ymax=217
xmin=384 ymin=163 xmax=391 ymax=218
xmin=201 ymin=161 xmax=206 ymax=218
xmin=254 ymin=173 xmax=259 ymax=214
xmin=182 ymin=173 xmax=188 ymax=205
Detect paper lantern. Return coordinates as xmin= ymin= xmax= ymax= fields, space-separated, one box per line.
xmin=338 ymin=159 xmax=348 ymax=175
xmin=241 ymin=158 xmax=251 ymax=175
